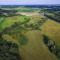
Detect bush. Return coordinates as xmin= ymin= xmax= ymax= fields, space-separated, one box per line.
xmin=0 ymin=39 xmax=21 ymax=60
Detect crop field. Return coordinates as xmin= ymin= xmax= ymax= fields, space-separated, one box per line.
xmin=0 ymin=6 xmax=60 ymax=60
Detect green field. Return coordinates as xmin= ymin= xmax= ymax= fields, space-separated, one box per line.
xmin=0 ymin=7 xmax=60 ymax=60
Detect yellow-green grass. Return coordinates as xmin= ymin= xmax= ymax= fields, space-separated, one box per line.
xmin=16 ymin=7 xmax=34 ymax=12
xmin=41 ymin=19 xmax=60 ymax=46
xmin=2 ymin=30 xmax=58 ymax=60
xmin=1 ymin=14 xmax=59 ymax=60
xmin=1 ymin=15 xmax=29 ymax=31
xmin=20 ymin=30 xmax=57 ymax=60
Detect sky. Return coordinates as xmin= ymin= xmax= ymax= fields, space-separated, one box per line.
xmin=0 ymin=0 xmax=60 ymax=5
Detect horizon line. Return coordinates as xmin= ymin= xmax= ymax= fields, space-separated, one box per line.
xmin=0 ymin=4 xmax=60 ymax=5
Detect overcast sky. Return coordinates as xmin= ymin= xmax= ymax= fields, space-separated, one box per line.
xmin=0 ymin=0 xmax=60 ymax=5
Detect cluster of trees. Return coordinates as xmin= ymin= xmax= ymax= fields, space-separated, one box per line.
xmin=24 ymin=18 xmax=47 ymax=30
xmin=19 ymin=34 xmax=28 ymax=46
xmin=43 ymin=35 xmax=60 ymax=58
xmin=0 ymin=14 xmax=47 ymax=35
xmin=44 ymin=13 xmax=60 ymax=23
xmin=0 ymin=9 xmax=17 ymax=17
xmin=1 ymin=16 xmax=30 ymax=34
xmin=0 ymin=39 xmax=21 ymax=60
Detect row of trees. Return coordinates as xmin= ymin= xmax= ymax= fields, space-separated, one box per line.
xmin=2 ymin=17 xmax=47 ymax=35
xmin=44 ymin=12 xmax=60 ymax=23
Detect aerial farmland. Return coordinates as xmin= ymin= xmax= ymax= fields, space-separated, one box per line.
xmin=0 ymin=5 xmax=60 ymax=60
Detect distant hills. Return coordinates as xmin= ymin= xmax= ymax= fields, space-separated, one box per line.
xmin=0 ymin=5 xmax=60 ymax=8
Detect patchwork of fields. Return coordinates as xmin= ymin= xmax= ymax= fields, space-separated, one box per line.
xmin=0 ymin=7 xmax=60 ymax=60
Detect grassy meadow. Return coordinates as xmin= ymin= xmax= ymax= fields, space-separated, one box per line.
xmin=0 ymin=7 xmax=60 ymax=60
